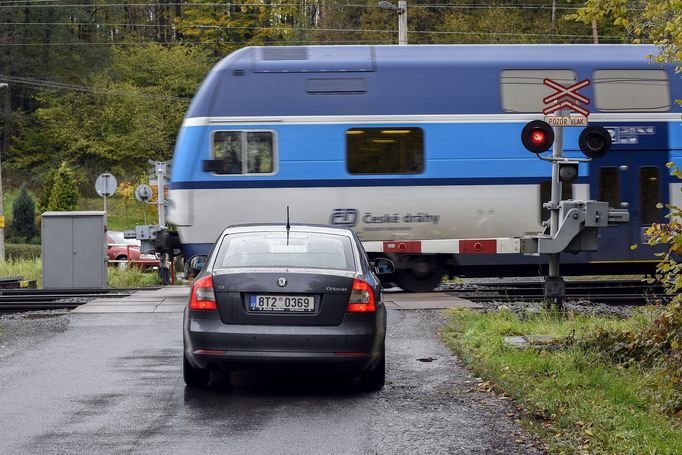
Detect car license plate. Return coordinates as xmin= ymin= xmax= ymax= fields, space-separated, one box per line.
xmin=249 ymin=295 xmax=315 ymax=312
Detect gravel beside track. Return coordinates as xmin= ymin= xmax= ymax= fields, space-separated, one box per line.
xmin=0 ymin=310 xmax=70 ymax=361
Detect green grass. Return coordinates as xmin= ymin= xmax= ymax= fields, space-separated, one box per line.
xmin=79 ymin=195 xmax=157 ymax=231
xmin=107 ymin=266 xmax=161 ymax=288
xmin=442 ymin=308 xmax=682 ymax=455
xmin=0 ymin=257 xmax=160 ymax=288
xmin=0 ymin=257 xmax=42 ymax=285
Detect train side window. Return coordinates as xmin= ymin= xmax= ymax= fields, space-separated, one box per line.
xmin=593 ymin=69 xmax=671 ymax=112
xmin=346 ymin=128 xmax=424 ymax=174
xmin=500 ymin=69 xmax=576 ymax=113
xmin=640 ymin=167 xmax=661 ymax=225
xmin=246 ymin=132 xmax=274 ymax=173
xmin=599 ymin=167 xmax=620 ymax=208
xmin=539 ymin=181 xmax=573 ymax=222
xmin=212 ymin=130 xmax=274 ymax=174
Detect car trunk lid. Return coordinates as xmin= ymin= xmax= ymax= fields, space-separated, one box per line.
xmin=212 ymin=269 xmax=355 ymax=326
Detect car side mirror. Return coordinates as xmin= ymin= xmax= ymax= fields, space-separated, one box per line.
xmin=188 ymin=255 xmax=207 ymax=278
xmin=372 ymin=258 xmax=395 ymax=275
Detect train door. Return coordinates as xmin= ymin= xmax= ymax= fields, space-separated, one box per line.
xmin=588 ymin=150 xmax=668 ymax=262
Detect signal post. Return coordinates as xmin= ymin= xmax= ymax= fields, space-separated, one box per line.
xmin=520 ymin=77 xmax=617 ymax=307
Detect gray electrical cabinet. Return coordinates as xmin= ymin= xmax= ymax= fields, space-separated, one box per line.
xmin=42 ymin=211 xmax=108 ymax=289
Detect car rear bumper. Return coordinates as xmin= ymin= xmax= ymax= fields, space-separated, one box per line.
xmin=184 ymin=308 xmax=386 ymax=373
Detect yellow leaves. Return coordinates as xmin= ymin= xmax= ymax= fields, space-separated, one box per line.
xmin=672 ymin=340 xmax=680 ymax=350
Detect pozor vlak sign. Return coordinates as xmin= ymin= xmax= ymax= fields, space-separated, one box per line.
xmin=542 ymin=78 xmax=590 ymax=126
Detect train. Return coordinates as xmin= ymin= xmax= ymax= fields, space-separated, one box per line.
xmin=168 ymin=44 xmax=682 ymax=291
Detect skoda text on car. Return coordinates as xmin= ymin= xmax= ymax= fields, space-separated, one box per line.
xmin=182 ymin=224 xmax=392 ymax=390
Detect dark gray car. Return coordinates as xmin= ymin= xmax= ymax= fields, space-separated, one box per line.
xmin=183 ymin=224 xmax=392 ymax=390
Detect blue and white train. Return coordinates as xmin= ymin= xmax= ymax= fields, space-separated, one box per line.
xmin=168 ymin=44 xmax=682 ymax=291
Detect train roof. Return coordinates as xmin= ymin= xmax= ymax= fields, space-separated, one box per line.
xmin=216 ymin=44 xmax=663 ymax=69
xmin=186 ymin=44 xmax=681 ymax=118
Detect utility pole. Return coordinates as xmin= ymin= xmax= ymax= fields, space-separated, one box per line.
xmin=378 ymin=1 xmax=407 ymax=45
xmin=0 ymin=83 xmax=8 ymax=262
xmin=591 ymin=19 xmax=599 ymax=44
xmin=398 ymin=1 xmax=407 ymax=45
xmin=551 ymin=0 xmax=557 ymax=34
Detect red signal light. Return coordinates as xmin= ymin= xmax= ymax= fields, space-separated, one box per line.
xmin=531 ymin=129 xmax=546 ymax=145
xmin=521 ymin=120 xmax=554 ymax=154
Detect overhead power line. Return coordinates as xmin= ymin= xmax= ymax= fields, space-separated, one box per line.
xmin=0 ymin=22 xmax=630 ymax=41
xmin=0 ymin=2 xmax=596 ymax=10
xmin=0 ymin=74 xmax=191 ymax=100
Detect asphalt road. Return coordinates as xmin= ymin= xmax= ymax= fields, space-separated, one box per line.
xmin=0 ymin=309 xmax=543 ymax=454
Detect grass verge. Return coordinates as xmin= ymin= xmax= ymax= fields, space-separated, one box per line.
xmin=0 ymin=258 xmax=161 ymax=288
xmin=442 ymin=308 xmax=682 ymax=455
xmin=107 ymin=266 xmax=161 ymax=288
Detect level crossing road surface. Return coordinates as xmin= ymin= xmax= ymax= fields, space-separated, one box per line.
xmin=0 ymin=288 xmax=542 ymax=454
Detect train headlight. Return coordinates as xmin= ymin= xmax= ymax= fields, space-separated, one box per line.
xmin=521 ymin=120 xmax=554 ymax=154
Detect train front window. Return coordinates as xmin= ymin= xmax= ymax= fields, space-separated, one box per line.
xmin=212 ymin=130 xmax=274 ymax=175
xmin=640 ymin=167 xmax=661 ymax=225
xmin=346 ymin=128 xmax=424 ymax=174
xmin=599 ymin=167 xmax=620 ymax=208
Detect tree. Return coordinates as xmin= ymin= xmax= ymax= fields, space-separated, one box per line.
xmin=10 ymin=183 xmax=36 ymax=242
xmin=117 ymin=181 xmax=135 ymax=227
xmin=38 ymin=168 xmax=57 ymax=213
xmin=8 ymin=43 xmax=211 ymax=180
xmin=566 ymin=0 xmax=682 ymax=54
xmin=175 ymin=0 xmax=304 ymax=57
xmin=47 ymin=162 xmax=79 ymax=211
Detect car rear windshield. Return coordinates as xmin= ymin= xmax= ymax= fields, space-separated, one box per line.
xmin=214 ymin=232 xmax=356 ymax=271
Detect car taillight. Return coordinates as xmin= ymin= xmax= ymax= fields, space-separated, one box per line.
xmin=347 ymin=278 xmax=375 ymax=313
xmin=189 ymin=275 xmax=217 ymax=310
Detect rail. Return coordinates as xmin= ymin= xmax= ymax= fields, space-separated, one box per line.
xmin=439 ymin=279 xmax=669 ymax=305
xmin=0 ymin=287 xmax=161 ymax=311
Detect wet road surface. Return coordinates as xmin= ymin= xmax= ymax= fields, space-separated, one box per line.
xmin=0 ymin=310 xmax=543 ymax=454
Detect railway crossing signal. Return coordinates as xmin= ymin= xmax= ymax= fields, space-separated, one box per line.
xmin=521 ymin=120 xmax=554 ymax=154
xmin=521 ymin=121 xmax=612 ymax=159
xmin=579 ymin=125 xmax=612 ymax=158
xmin=557 ymin=162 xmax=578 ymax=182
xmin=520 ymin=76 xmax=619 ymax=308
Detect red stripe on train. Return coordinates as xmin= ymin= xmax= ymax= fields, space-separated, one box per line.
xmin=459 ymin=239 xmax=497 ymax=254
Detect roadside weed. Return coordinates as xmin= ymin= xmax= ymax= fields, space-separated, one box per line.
xmin=443 ymin=308 xmax=682 ymax=454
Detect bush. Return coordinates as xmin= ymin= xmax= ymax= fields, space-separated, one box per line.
xmin=10 ymin=183 xmax=37 ymax=242
xmin=6 ymin=243 xmax=41 ymax=260
xmin=108 ymin=267 xmax=161 ymax=288
xmin=39 ymin=168 xmax=57 ymax=212
xmin=47 ymin=162 xmax=79 ymax=211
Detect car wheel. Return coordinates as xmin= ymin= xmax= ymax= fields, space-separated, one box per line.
xmin=183 ymin=354 xmax=210 ymax=388
xmin=116 ymin=256 xmax=129 ymax=271
xmin=355 ymin=345 xmax=385 ymax=392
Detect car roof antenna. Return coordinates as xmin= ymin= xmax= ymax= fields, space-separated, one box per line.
xmin=286 ymin=206 xmax=291 ymax=246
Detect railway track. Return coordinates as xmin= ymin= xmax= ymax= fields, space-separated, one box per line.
xmin=440 ymin=279 xmax=670 ymax=305
xmin=0 ymin=287 xmax=161 ymax=311
xmin=2 ymin=280 xmax=669 ymax=311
